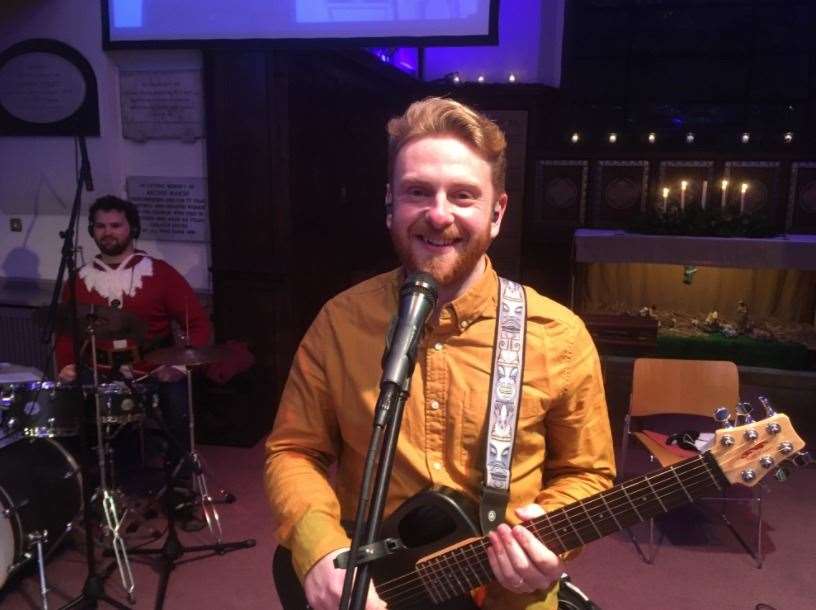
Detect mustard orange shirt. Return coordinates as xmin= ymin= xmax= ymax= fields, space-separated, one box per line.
xmin=265 ymin=258 xmax=615 ymax=608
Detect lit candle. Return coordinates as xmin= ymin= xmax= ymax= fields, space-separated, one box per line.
xmin=740 ymin=182 xmax=749 ymax=214
xmin=701 ymin=180 xmax=708 ymax=210
xmin=680 ymin=180 xmax=688 ymax=211
xmin=662 ymin=187 xmax=669 ymax=213
xmin=721 ymin=179 xmax=729 ymax=208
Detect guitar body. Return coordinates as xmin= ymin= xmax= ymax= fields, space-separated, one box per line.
xmin=273 ymin=486 xmax=482 ymax=610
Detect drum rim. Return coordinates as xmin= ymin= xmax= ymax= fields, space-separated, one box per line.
xmin=0 ymin=473 xmax=23 ymax=588
xmin=0 ymin=437 xmax=83 ymax=587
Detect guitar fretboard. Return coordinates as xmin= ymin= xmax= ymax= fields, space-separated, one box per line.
xmin=407 ymin=453 xmax=728 ymax=605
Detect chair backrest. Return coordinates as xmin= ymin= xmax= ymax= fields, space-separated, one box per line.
xmin=629 ymin=358 xmax=739 ymax=418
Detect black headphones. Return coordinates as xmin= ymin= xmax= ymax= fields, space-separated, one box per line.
xmin=87 ymin=196 xmax=141 ymax=240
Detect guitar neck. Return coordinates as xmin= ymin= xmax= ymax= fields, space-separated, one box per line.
xmin=412 ymin=452 xmax=728 ymax=604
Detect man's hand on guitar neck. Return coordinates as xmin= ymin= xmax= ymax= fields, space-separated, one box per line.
xmin=303 ymin=548 xmax=387 ymax=610
xmin=486 ymin=503 xmax=564 ymax=596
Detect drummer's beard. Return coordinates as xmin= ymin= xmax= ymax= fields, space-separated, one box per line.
xmin=96 ymin=235 xmax=132 ymax=258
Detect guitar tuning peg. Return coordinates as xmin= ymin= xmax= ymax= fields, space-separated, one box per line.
xmin=735 ymin=401 xmax=754 ymax=424
xmin=713 ymin=407 xmax=733 ymax=428
xmin=757 ymin=396 xmax=776 ymax=417
xmin=774 ymin=467 xmax=789 ymax=482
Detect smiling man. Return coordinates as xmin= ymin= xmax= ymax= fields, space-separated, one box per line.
xmin=266 ymin=98 xmax=615 ymax=610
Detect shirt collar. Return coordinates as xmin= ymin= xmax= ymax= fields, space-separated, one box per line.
xmin=390 ymin=256 xmax=499 ymax=332
xmin=443 ymin=256 xmax=498 ymax=330
xmin=93 ymin=250 xmax=147 ymax=271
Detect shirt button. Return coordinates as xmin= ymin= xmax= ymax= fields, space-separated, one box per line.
xmin=430 ymin=400 xmax=440 ymax=410
xmin=433 ymin=342 xmax=443 ymax=351
xmin=432 ymin=462 xmax=442 ymax=471
xmin=459 ymin=320 xmax=469 ymax=330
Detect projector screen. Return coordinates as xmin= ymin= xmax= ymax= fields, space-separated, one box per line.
xmin=103 ymin=0 xmax=499 ymax=48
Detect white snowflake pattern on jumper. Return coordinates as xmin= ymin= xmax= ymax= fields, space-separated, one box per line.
xmin=78 ymin=254 xmax=153 ymax=305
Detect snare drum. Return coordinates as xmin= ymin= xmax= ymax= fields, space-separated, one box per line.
xmin=0 ymin=381 xmax=84 ymax=438
xmin=0 ymin=437 xmax=82 ymax=588
xmin=95 ymin=382 xmax=151 ymax=424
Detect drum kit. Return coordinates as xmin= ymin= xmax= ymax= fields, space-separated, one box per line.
xmin=0 ymin=304 xmax=254 ymax=609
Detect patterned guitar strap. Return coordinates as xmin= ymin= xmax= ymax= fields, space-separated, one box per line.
xmin=480 ymin=277 xmax=527 ymax=534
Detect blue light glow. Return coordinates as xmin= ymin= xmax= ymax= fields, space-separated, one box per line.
xmin=366 ymin=47 xmax=418 ymax=77
xmin=110 ymin=0 xmax=143 ymax=28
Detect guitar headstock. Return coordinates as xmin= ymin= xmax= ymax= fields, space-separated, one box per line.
xmin=710 ymin=413 xmax=806 ymax=487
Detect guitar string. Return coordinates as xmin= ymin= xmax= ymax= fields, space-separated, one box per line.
xmin=376 ymin=457 xmax=720 ymax=603
xmin=377 ymin=469 xmax=724 ymax=609
xmin=375 ymin=454 xmax=715 ymax=597
xmin=376 ymin=456 xmax=732 ymax=606
xmin=379 ymin=444 xmax=773 ymax=607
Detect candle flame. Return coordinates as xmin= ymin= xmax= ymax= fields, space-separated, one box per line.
xmin=721 ymin=179 xmax=729 ymax=189
xmin=681 ymin=180 xmax=688 ymax=191
xmin=741 ymin=183 xmax=749 ymax=193
xmin=662 ymin=187 xmax=669 ymax=197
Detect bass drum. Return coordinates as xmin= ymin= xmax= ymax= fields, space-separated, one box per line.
xmin=558 ymin=575 xmax=601 ymax=610
xmin=0 ymin=438 xmax=82 ymax=588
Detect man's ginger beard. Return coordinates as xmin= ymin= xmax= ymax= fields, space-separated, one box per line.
xmin=390 ymin=218 xmax=493 ymax=288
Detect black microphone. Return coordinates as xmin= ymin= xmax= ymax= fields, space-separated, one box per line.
xmin=77 ymin=135 xmax=94 ymax=192
xmin=380 ymin=272 xmax=438 ymax=389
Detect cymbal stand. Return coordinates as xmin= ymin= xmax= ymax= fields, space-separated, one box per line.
xmin=51 ymin=134 xmax=128 ymax=610
xmin=183 ymin=366 xmax=221 ymax=540
xmin=88 ymin=320 xmax=136 ymax=603
xmin=122 ymin=361 xmax=254 ymax=610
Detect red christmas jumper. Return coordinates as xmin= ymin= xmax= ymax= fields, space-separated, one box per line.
xmin=55 ymin=251 xmax=210 ymax=373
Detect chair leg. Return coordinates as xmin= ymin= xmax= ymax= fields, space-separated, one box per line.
xmin=755 ymin=495 xmax=763 ymax=569
xmin=717 ymin=508 xmax=762 ymax=569
xmin=624 ymin=526 xmax=651 ymax=564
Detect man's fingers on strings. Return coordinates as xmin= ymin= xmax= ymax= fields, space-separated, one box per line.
xmin=487 ymin=527 xmax=533 ymax=592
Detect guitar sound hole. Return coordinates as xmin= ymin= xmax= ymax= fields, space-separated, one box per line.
xmin=398 ymin=503 xmax=458 ymax=548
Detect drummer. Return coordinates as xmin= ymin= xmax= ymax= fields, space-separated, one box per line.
xmin=55 ymin=195 xmax=211 ymax=488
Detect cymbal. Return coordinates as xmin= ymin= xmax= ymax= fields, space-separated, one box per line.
xmin=145 ymin=345 xmax=229 ymax=367
xmin=35 ymin=303 xmax=148 ymax=342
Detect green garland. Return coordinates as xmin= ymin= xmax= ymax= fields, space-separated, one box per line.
xmin=628 ymin=205 xmax=777 ymax=237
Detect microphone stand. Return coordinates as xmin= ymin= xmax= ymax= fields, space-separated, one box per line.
xmin=338 ymin=273 xmax=437 ymax=610
xmin=40 ymin=135 xmax=129 ymax=610
xmin=338 ymin=380 xmax=409 ymax=610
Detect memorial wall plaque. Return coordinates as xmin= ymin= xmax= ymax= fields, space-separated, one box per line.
xmin=120 ymin=70 xmax=204 ymax=142
xmin=126 ymin=176 xmax=209 ymax=242
xmin=0 ymin=39 xmax=99 ymax=135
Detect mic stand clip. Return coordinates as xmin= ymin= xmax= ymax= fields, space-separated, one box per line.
xmin=334 ymin=537 xmax=407 ymax=570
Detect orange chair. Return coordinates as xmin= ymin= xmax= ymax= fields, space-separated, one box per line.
xmin=618 ymin=358 xmax=763 ymax=567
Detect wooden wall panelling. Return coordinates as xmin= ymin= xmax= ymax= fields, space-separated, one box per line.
xmin=591 ymin=160 xmax=649 ymax=228
xmin=204 ymin=49 xmax=292 ymax=429
xmin=723 ymin=161 xmax=783 ymax=224
xmin=788 ymin=162 xmax=816 ymax=233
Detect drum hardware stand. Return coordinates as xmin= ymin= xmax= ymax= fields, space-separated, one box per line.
xmin=88 ymin=323 xmax=137 ymax=603
xmin=122 ymin=440 xmax=255 ymax=610
xmin=58 ymin=316 xmax=135 ymax=609
xmin=120 ymin=363 xmax=254 ymax=610
xmin=28 ymin=530 xmax=51 ymax=610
